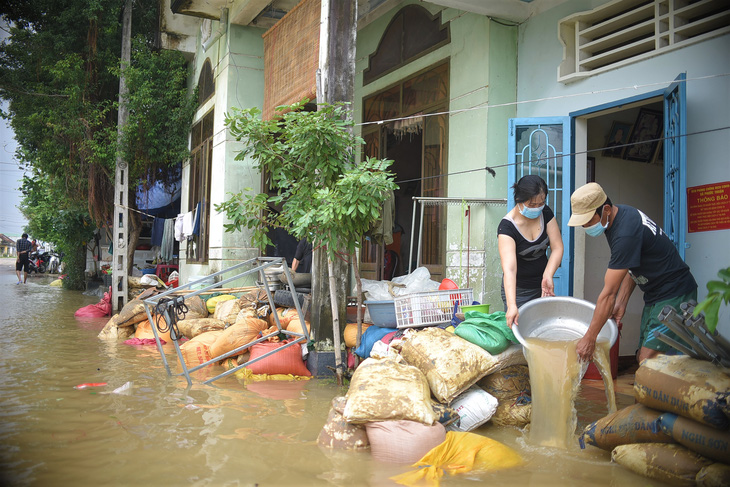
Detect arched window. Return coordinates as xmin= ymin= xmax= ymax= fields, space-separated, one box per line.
xmin=363 ymin=5 xmax=449 ymax=85
xmin=197 ymin=59 xmax=214 ymax=106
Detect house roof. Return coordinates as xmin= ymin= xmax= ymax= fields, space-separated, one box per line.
xmin=0 ymin=234 xmax=16 ymax=246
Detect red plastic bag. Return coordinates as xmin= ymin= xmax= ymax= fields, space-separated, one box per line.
xmin=75 ymin=287 xmax=112 ymax=317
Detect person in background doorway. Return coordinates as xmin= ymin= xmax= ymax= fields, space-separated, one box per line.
xmin=568 ymin=182 xmax=697 ymax=363
xmin=498 ymin=175 xmax=564 ymax=327
xmin=15 ymin=233 xmax=32 ymax=284
xmin=31 ymin=239 xmax=38 ymax=254
xmin=292 ymin=238 xmax=313 ymax=274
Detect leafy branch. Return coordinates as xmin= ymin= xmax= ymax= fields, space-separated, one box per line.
xmin=693 ymin=267 xmax=730 ymax=333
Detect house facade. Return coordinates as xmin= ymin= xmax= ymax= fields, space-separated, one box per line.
xmin=161 ymin=0 xmax=729 ymax=346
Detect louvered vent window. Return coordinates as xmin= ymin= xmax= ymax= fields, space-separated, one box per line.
xmin=558 ymin=0 xmax=730 ymax=82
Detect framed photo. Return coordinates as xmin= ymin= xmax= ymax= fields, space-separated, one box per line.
xmin=587 ymin=157 xmax=596 ymax=182
xmin=602 ymin=121 xmax=631 ymax=158
xmin=624 ymin=108 xmax=663 ymax=163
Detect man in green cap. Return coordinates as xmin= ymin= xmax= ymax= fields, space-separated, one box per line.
xmin=567 ymin=182 xmax=697 ymax=363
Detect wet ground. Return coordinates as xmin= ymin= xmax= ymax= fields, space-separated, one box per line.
xmin=0 ymin=258 xmax=667 ymax=486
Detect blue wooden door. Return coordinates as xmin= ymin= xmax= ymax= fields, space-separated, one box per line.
xmin=663 ymin=73 xmax=688 ymax=259
xmin=508 ymin=117 xmax=572 ymax=296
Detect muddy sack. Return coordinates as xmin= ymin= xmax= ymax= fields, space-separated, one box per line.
xmin=116 ymin=300 xmax=149 ymax=327
xmin=446 ymin=385 xmax=498 ymax=432
xmin=478 ymin=365 xmax=531 ymax=428
xmin=633 ymin=355 xmax=730 ymax=429
xmin=182 ymin=295 xmax=208 ymax=319
xmin=489 ymin=344 xmax=528 ymax=374
xmin=580 ymin=403 xmax=672 ymax=451
xmin=612 ymin=443 xmax=713 ymax=486
xmin=317 ymin=397 xmax=369 ymax=450
xmin=98 ymin=314 xmax=135 ymax=341
xmin=657 ymin=413 xmax=730 ymax=464
xmin=396 ymin=327 xmax=499 ymax=403
xmin=343 ymin=357 xmax=437 ymax=425
xmin=696 ymin=463 xmax=730 ymax=487
xmin=176 ymin=318 xmax=225 ymax=339
xmin=213 ymin=298 xmax=243 ymax=325
xmin=366 ymin=420 xmax=446 ymax=464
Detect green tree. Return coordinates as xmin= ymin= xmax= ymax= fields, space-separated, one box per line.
xmin=1 ymin=1 xmax=195 ymax=284
xmin=216 ymin=100 xmax=397 ymax=382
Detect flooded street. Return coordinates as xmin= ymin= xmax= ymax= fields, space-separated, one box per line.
xmin=0 ymin=259 xmax=662 ymax=486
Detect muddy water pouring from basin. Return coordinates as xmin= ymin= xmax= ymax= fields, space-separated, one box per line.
xmin=513 ymin=297 xmax=618 ymax=449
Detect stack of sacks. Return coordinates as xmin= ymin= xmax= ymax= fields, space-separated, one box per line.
xmin=478 ymin=364 xmax=532 ymax=428
xmin=580 ymin=355 xmax=730 ymax=486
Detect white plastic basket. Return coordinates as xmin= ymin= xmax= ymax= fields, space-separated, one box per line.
xmin=394 ymin=289 xmax=473 ymax=329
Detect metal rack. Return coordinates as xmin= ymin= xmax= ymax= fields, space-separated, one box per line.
xmin=408 ymin=196 xmax=507 ymax=301
xmin=657 ymin=300 xmax=730 ymax=367
xmin=142 ymin=256 xmax=310 ymax=386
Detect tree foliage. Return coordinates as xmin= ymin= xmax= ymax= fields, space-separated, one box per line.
xmin=694 ymin=267 xmax=730 ymax=333
xmin=216 ymin=101 xmax=398 ymax=262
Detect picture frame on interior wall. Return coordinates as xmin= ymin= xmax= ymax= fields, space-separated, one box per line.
xmin=602 ymin=121 xmax=631 ymax=159
xmin=652 ymin=139 xmax=664 ymax=165
xmin=587 ymin=157 xmax=595 ymax=183
xmin=624 ymin=108 xmax=663 ymax=163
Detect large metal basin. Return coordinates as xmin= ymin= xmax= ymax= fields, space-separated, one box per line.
xmin=513 ymin=296 xmax=618 ymax=348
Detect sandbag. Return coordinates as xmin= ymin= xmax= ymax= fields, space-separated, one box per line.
xmin=245 ymin=340 xmax=311 ymax=376
xmin=396 ymin=327 xmax=499 ymax=403
xmin=491 ymin=402 xmax=531 ymax=428
xmin=366 ymin=420 xmax=446 ymax=464
xmin=612 ymin=443 xmax=713 ymax=486
xmin=179 ymin=330 xmax=223 ymax=368
xmin=74 ymin=288 xmax=112 ymax=317
xmin=657 ymin=413 xmax=730 ymax=464
xmin=97 ymin=314 xmax=135 ymax=341
xmin=208 ymin=317 xmax=268 ymax=359
xmin=633 ymin=355 xmax=730 ymax=429
xmin=454 ymin=311 xmax=517 ymax=355
xmin=213 ymin=298 xmax=243 ymax=325
xmin=391 ymin=431 xmax=523 ymax=486
xmin=489 ymin=344 xmax=528 ymax=373
xmin=353 ymin=325 xmax=393 ymax=359
xmin=478 ymin=365 xmax=530 ymax=400
xmin=116 ymin=300 xmax=149 ymax=327
xmin=206 ymin=294 xmax=236 ymax=314
xmin=234 ymin=307 xmax=257 ymax=325
xmin=343 ymin=357 xmax=437 ymax=425
xmin=239 ymin=289 xmax=268 ymax=308
xmin=696 ymin=463 xmax=730 ymax=487
xmin=317 ymin=397 xmax=369 ymax=450
xmin=267 ymin=307 xmax=299 ymax=328
xmin=580 ymin=403 xmax=671 ymax=451
xmin=446 ymin=386 xmax=499 ymax=432
xmin=285 ymin=317 xmax=311 ymax=337
xmin=344 ymin=322 xmax=371 ymax=348
xmin=50 ymin=278 xmax=63 ymax=287
xmin=183 ymin=295 xmax=208 ymax=319
xmin=134 ymin=315 xmax=171 ymax=342
xmin=176 ymin=318 xmax=225 ymax=339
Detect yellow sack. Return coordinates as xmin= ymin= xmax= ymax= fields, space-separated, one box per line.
xmin=391 ymin=431 xmax=523 ymax=487
xmin=50 ymin=279 xmax=63 ymax=287
xmin=206 ymin=294 xmax=236 ymax=314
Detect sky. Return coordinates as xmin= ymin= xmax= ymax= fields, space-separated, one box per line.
xmin=0 ymin=24 xmax=28 ymax=238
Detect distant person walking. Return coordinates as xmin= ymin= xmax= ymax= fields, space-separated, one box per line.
xmin=15 ymin=233 xmax=32 ymax=284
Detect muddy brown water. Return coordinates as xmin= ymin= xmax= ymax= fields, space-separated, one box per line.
xmin=0 ymin=263 xmax=657 ymax=486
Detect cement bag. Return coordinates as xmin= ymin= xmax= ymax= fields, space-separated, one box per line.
xmin=397 ymin=327 xmax=499 ymax=403
xmin=697 ymin=463 xmax=730 ymax=487
xmin=317 ymin=397 xmax=369 ymax=450
xmin=176 ymin=318 xmax=225 ymax=339
xmin=98 ymin=314 xmax=135 ymax=341
xmin=179 ymin=330 xmax=223 ymax=368
xmin=580 ymin=404 xmax=671 ymax=451
xmin=206 ymin=294 xmax=236 ymax=314
xmin=134 ymin=315 xmax=172 ymax=342
xmin=366 ymin=421 xmax=446 ymax=464
xmin=612 ymin=443 xmax=713 ymax=486
xmin=633 ymin=355 xmax=730 ymax=429
xmin=391 ymin=431 xmax=523 ymax=486
xmin=245 ymin=340 xmax=311 ymax=376
xmin=446 ymin=386 xmax=499 ymax=432
xmin=208 ymin=317 xmax=268 ymax=359
xmin=183 ymin=295 xmax=208 ymax=319
xmin=213 ymin=298 xmax=243 ymax=325
xmin=454 ymin=311 xmax=518 ymax=355
xmin=116 ymin=300 xmax=149 ymax=327
xmin=343 ymin=357 xmax=437 ymax=425
xmin=657 ymin=413 xmax=730 ymax=464
xmin=344 ymin=322 xmax=371 ymax=348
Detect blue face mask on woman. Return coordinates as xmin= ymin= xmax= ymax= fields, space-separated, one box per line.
xmin=519 ymin=203 xmax=544 ymax=219
xmin=585 ymin=209 xmax=609 ymax=237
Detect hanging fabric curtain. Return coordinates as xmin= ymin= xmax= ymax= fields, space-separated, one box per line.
xmin=262 ymin=0 xmax=321 ymax=120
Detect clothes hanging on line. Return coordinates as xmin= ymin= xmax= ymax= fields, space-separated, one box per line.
xmin=161 ymin=218 xmax=175 ymax=262
xmin=182 ymin=211 xmax=194 ymax=239
xmin=150 ymin=217 xmax=165 ymax=247
xmin=192 ymin=202 xmax=201 ymax=236
xmin=175 ymin=214 xmax=185 ymax=242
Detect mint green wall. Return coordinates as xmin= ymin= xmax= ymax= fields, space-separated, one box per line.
xmin=355 ymin=1 xmax=516 ymax=307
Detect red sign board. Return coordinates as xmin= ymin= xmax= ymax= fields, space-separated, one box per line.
xmin=687 ymin=181 xmax=730 ymax=233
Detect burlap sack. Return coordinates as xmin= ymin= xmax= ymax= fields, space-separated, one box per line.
xmin=612 ymin=443 xmax=713 ymax=485
xmin=343 ymin=357 xmax=438 ymax=425
xmin=397 ymin=327 xmax=499 ymax=403
xmin=116 ymin=300 xmax=149 ymax=327
xmin=176 ymin=318 xmax=226 ymax=339
xmin=98 ymin=314 xmax=135 ymax=340
xmin=580 ymin=404 xmax=672 ymax=451
xmin=634 ymin=355 xmax=730 ymax=429
xmin=213 ymin=298 xmax=243 ymax=325
xmin=182 ymin=295 xmax=208 ymax=319
xmin=491 ymin=402 xmax=531 ymax=428
xmin=317 ymin=397 xmax=370 ymax=450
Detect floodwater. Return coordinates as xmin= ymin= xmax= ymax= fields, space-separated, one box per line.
xmin=0 ymin=262 xmax=662 ymax=486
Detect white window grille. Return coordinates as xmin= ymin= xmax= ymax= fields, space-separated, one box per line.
xmin=558 ymin=0 xmax=730 ymax=82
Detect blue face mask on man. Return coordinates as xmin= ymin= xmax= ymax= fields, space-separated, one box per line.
xmin=585 ymin=207 xmax=609 ymax=237
xmin=519 ymin=203 xmax=544 ymax=220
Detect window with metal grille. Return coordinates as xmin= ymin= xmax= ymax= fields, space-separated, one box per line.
xmin=198 ymin=59 xmax=214 ymax=106
xmin=187 ymin=110 xmax=213 ymax=263
xmin=558 ymin=0 xmax=730 ymax=82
